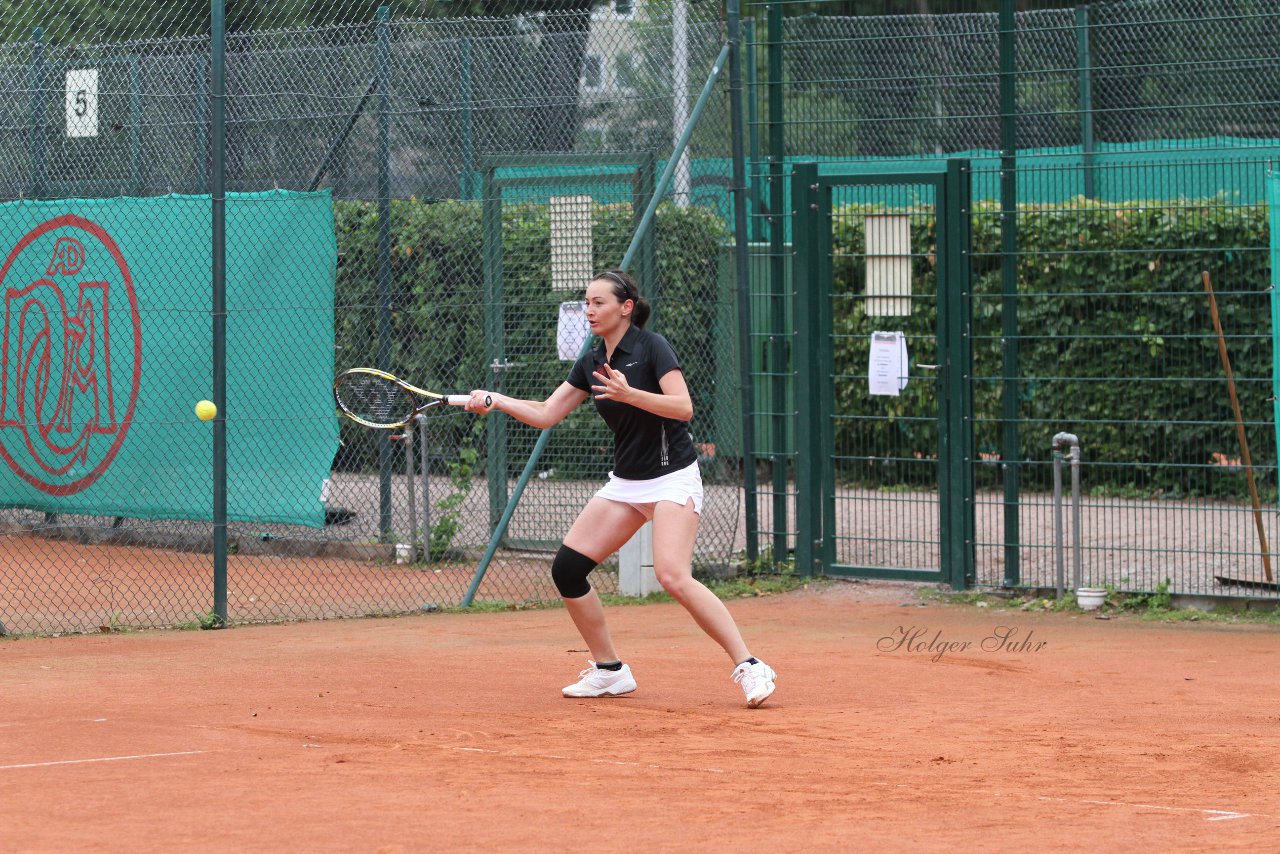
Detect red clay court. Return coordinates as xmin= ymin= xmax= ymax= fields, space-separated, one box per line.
xmin=2 ymin=581 xmax=1278 ymax=852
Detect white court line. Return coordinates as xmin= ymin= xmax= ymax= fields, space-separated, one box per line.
xmin=0 ymin=750 xmax=209 ymax=771
xmin=863 ymin=783 xmax=1264 ymax=823
xmin=1038 ymin=795 xmax=1257 ymax=823
xmin=0 ymin=717 xmax=109 ymax=729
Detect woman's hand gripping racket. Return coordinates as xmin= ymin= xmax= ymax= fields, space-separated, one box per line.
xmin=333 ymin=368 xmax=490 ymax=429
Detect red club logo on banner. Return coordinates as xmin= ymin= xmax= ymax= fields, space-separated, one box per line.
xmin=0 ymin=215 xmax=142 ymax=495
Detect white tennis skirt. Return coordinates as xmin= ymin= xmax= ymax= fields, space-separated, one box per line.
xmin=595 ymin=460 xmax=704 ymax=516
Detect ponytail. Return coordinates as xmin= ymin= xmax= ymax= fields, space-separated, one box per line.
xmin=631 ymin=295 xmax=651 ymax=329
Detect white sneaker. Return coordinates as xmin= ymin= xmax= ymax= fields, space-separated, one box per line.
xmin=732 ymin=660 xmax=777 ymax=708
xmin=562 ymin=661 xmax=637 ymax=698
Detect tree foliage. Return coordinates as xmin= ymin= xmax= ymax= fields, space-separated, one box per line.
xmin=0 ymin=0 xmax=602 ymax=44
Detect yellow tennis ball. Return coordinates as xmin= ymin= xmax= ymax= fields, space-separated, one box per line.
xmin=195 ymin=400 xmax=217 ymax=421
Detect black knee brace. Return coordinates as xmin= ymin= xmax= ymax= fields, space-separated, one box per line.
xmin=551 ymin=545 xmax=596 ymax=599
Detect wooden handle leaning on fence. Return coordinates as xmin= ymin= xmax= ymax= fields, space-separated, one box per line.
xmin=1202 ymin=270 xmax=1273 ymax=582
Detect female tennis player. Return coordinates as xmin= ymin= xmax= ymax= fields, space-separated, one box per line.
xmin=465 ymin=269 xmax=777 ymax=708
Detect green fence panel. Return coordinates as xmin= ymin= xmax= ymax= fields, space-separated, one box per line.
xmin=752 ymin=0 xmax=1280 ymax=598
xmin=1270 ymin=172 xmax=1280 ymax=495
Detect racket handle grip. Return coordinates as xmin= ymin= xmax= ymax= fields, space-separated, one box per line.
xmin=445 ymin=396 xmax=494 ymax=409
xmin=445 ymin=395 xmax=493 ymax=407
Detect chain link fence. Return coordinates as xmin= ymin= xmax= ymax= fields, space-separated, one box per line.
xmin=747 ymin=0 xmax=1280 ymax=599
xmin=5 ymin=0 xmax=1279 ymax=636
xmin=0 ymin=0 xmax=745 ymax=636
xmin=768 ymin=0 xmax=1280 ymax=158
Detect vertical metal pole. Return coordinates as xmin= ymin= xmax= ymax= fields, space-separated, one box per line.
xmin=631 ymin=163 xmax=645 ymax=289
xmin=791 ymin=162 xmax=819 ymax=577
xmin=1070 ymin=445 xmax=1082 ymax=590
xmin=130 ymin=56 xmax=143 ymax=195
xmin=28 ymin=26 xmax=46 ymax=199
xmin=815 ymin=177 xmax=836 ymax=574
xmin=481 ymin=166 xmax=507 ymax=537
xmin=210 ymin=0 xmax=228 ymax=627
xmin=418 ymin=414 xmax=432 ymax=561
xmin=672 ymin=0 xmax=691 ymax=206
xmin=1075 ymin=6 xmax=1095 ymax=199
xmin=727 ymin=0 xmax=758 ymax=566
xmin=940 ymin=160 xmax=975 ymax=590
xmin=375 ymin=6 xmax=393 ymax=541
xmin=460 ymin=38 xmax=475 ymax=200
xmin=1052 ymin=447 xmax=1064 ymax=600
xmin=403 ymin=428 xmax=416 ymax=555
xmin=766 ymin=0 xmax=787 ymax=567
xmin=744 ymin=19 xmax=761 ymax=244
xmin=633 ymin=152 xmax=657 ymax=299
xmin=1052 ymin=432 xmax=1080 ymax=596
xmin=998 ymin=0 xmax=1021 ymax=587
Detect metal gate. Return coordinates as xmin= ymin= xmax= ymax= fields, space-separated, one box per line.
xmin=479 ymin=154 xmax=656 ymax=550
xmin=792 ymin=160 xmax=974 ymax=588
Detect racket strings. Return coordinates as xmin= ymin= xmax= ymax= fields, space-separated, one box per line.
xmin=338 ymin=375 xmax=411 ymax=425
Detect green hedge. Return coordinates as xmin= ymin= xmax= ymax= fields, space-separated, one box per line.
xmin=832 ymin=198 xmax=1273 ymax=499
xmin=330 ymin=195 xmax=1269 ymax=499
xmin=331 ymin=198 xmax=730 ymax=479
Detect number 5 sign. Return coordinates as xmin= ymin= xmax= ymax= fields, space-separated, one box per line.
xmin=65 ymin=69 xmax=99 ymax=138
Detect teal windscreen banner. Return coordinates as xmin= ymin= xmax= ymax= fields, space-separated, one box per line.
xmin=0 ymin=190 xmax=338 ymax=527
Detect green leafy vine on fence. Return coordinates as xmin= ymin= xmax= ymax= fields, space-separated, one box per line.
xmin=429 ymin=447 xmax=478 ymax=561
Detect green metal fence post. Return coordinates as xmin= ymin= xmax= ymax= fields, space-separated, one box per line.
xmin=210 ymin=0 xmax=228 ymax=627
xmin=766 ymin=0 xmax=789 ymax=567
xmin=937 ymin=165 xmax=955 ymax=589
xmin=815 ymin=178 xmax=836 ymax=574
xmin=375 ymin=5 xmax=394 ymax=541
xmin=632 ymin=152 xmax=656 ymax=299
xmin=943 ymin=159 xmax=975 ymax=589
xmin=791 ymin=162 xmax=819 ymax=577
xmin=728 ymin=0 xmax=759 ymax=566
xmin=481 ymin=164 xmax=507 ymax=538
xmin=630 ymin=161 xmax=644 ymax=290
xmin=28 ymin=26 xmax=46 ymax=199
xmin=744 ymin=17 xmax=762 ymax=244
xmin=1076 ymin=6 xmax=1095 ymax=199
xmin=460 ymin=38 xmax=475 ymax=200
xmin=999 ymin=0 xmax=1021 ymax=588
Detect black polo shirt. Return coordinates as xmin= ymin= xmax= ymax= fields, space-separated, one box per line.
xmin=567 ymin=324 xmax=697 ymax=480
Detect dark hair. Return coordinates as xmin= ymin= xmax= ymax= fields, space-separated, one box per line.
xmin=592 ymin=269 xmax=651 ymax=329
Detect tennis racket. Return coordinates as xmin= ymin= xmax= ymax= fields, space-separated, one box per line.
xmin=333 ymin=368 xmax=489 ymax=429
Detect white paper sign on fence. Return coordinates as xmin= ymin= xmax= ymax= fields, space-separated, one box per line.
xmin=868 ymin=331 xmax=909 ymax=396
xmin=557 ymin=300 xmax=590 ymax=361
